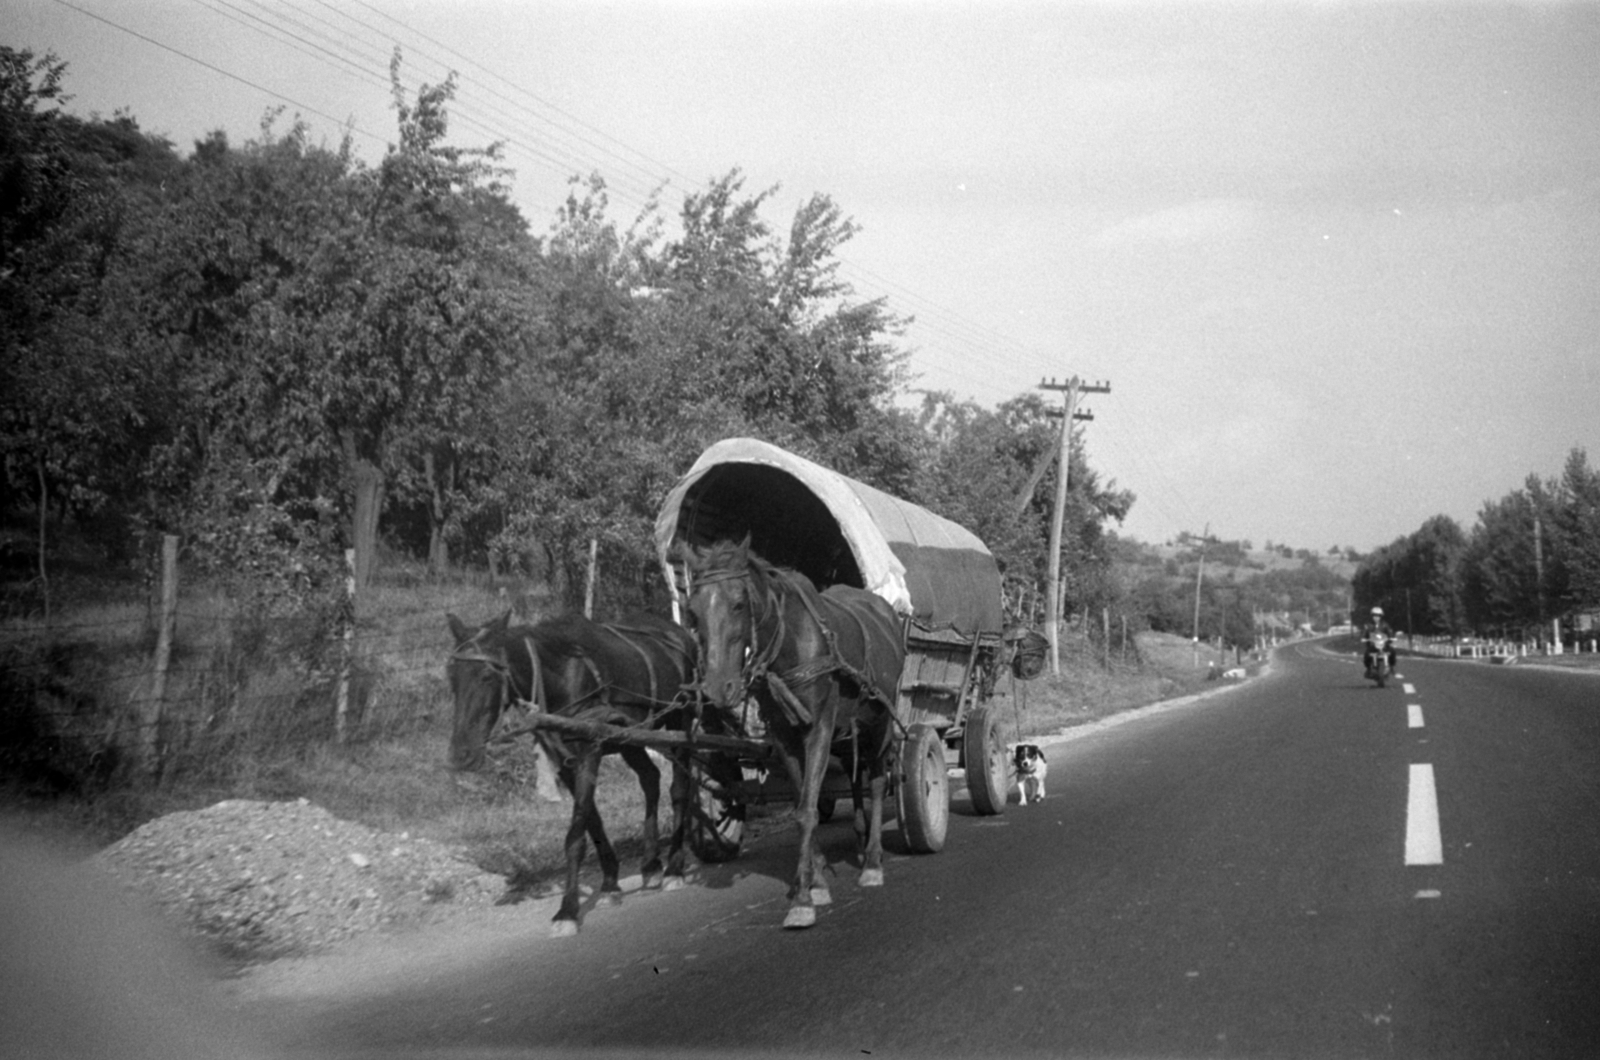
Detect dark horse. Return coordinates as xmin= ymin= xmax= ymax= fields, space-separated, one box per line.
xmin=446 ymin=610 xmax=698 ymax=936
xmin=681 ymin=538 xmax=906 ymax=929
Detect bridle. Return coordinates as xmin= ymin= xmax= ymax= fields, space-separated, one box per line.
xmin=689 ymin=564 xmax=788 ymax=705
xmin=449 ymin=633 xmax=546 ymax=725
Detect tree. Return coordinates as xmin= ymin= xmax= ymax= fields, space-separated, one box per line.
xmin=1459 ymin=482 xmax=1551 ymax=636
xmin=1550 ymin=447 xmax=1600 ymax=616
xmin=0 ymin=49 xmax=182 ymax=605
xmin=326 ymin=55 xmax=535 ymax=587
xmin=140 ymin=58 xmax=536 ymax=592
xmin=911 ymin=390 xmax=1133 ymax=623
xmin=486 ymin=169 xmax=922 ymax=611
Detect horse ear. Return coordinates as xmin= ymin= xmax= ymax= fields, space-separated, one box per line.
xmin=488 ymin=609 xmax=512 ymax=635
xmin=446 ymin=613 xmax=472 ymax=646
xmin=736 ymin=531 xmax=752 ymax=559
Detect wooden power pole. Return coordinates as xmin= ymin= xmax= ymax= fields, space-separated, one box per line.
xmin=1039 ymin=375 xmax=1111 ymax=674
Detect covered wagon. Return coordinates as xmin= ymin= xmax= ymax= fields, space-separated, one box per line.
xmin=654 ymin=437 xmax=1017 ymax=854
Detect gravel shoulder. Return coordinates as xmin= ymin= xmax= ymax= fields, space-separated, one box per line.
xmin=94 ymin=798 xmax=506 ymax=963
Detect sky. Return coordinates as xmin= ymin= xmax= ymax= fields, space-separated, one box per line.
xmin=9 ymin=0 xmax=1600 ymax=553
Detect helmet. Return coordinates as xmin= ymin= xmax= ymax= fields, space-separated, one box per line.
xmin=1370 ymin=606 xmax=1383 ymax=616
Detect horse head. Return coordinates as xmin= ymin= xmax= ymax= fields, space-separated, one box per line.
xmin=681 ymin=536 xmax=764 ymax=712
xmin=445 ymin=610 xmax=519 ymax=771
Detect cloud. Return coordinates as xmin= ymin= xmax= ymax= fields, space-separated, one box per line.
xmin=1092 ymin=199 xmax=1264 ymax=247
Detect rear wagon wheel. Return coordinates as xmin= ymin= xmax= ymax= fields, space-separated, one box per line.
xmin=964 ymin=704 xmax=1010 ymax=816
xmin=897 ymin=723 xmax=948 ymax=854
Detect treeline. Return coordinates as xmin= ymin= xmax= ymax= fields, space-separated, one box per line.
xmin=1 ymin=47 xmax=1134 ymax=622
xmin=1352 ymin=447 xmax=1600 ymax=640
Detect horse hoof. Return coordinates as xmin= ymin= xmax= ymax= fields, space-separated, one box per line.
xmin=783 ymin=906 xmax=817 ymax=930
xmin=606 ymin=892 xmax=624 ymax=907
xmin=810 ymin=887 xmax=833 ymax=907
xmin=641 ymin=872 xmax=664 ymax=891
xmin=859 ymin=868 xmax=884 ymax=888
xmin=550 ymin=919 xmax=579 ymax=938
xmin=662 ymin=876 xmax=686 ymax=892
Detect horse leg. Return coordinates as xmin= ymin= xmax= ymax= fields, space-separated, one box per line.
xmin=584 ymin=764 xmax=624 ymax=903
xmin=858 ymin=716 xmax=891 ymax=887
xmin=619 ymin=745 xmax=664 ymax=889
xmin=858 ymin=758 xmax=888 ymax=888
xmin=847 ymin=730 xmax=872 ymax=864
xmin=661 ymin=751 xmax=692 ymax=890
xmin=552 ymin=756 xmax=591 ymax=937
xmin=783 ymin=723 xmax=836 ymax=930
xmin=553 ymin=749 xmax=619 ymax=936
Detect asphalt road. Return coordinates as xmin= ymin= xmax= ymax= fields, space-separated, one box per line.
xmin=247 ymin=642 xmax=1600 ymax=1060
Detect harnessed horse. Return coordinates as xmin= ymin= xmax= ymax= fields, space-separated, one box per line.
xmin=680 ymin=537 xmax=906 ymax=929
xmin=446 ymin=610 xmax=697 ymax=936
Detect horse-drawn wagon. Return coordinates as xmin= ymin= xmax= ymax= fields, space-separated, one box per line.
xmin=448 ymin=436 xmax=1025 ymax=932
xmin=654 ymin=437 xmax=1016 ymax=859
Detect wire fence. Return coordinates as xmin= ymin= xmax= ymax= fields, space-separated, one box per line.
xmin=1 ymin=551 xmax=531 ymax=791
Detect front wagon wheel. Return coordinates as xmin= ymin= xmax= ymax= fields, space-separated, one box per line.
xmin=686 ymin=760 xmax=744 ymax=863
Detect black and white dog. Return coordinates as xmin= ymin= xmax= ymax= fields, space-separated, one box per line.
xmin=1013 ymin=743 xmax=1047 ymax=805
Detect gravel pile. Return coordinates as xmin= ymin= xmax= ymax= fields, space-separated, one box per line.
xmin=95 ymin=799 xmax=506 ymax=962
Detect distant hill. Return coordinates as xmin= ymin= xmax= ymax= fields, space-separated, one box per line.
xmin=1113 ymin=533 xmax=1359 ymax=583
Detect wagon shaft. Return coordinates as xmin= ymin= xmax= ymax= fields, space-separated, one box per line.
xmin=514 ymin=712 xmax=773 ymax=759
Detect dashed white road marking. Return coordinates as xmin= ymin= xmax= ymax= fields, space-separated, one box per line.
xmin=1408 ymin=704 xmax=1424 ymax=729
xmin=1402 ymin=682 xmax=1417 ymax=695
xmin=1406 ymin=763 xmax=1443 ymax=865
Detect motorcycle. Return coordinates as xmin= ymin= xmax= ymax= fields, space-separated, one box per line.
xmin=1365 ymin=631 xmax=1391 ymax=688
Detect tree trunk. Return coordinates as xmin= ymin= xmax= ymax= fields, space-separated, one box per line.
xmin=35 ymin=453 xmax=50 ymax=622
xmin=341 ymin=431 xmax=385 ymax=591
xmin=424 ymin=445 xmax=453 ymax=575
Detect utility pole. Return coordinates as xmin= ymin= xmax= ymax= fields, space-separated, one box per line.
xmin=1192 ymin=522 xmax=1209 ymax=668
xmin=1039 ymin=375 xmax=1111 ymax=674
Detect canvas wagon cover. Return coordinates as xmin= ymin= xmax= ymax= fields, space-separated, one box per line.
xmin=654 ymin=438 xmax=1002 ymax=639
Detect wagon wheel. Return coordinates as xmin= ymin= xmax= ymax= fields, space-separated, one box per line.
xmin=963 ymin=703 xmax=1010 ymax=817
xmin=897 ymin=723 xmax=948 ymax=854
xmin=686 ymin=757 xmax=744 ymax=863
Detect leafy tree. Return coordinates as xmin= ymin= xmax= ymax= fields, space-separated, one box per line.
xmin=326 ymin=56 xmax=536 ymax=586
xmin=489 ymin=170 xmax=922 ymax=611
xmin=1458 ymin=479 xmax=1554 ymax=636
xmin=1353 ymin=515 xmax=1466 ymax=635
xmin=0 ymin=48 xmax=182 ymax=603
xmin=911 ymin=390 xmax=1133 ymax=623
xmin=128 ymin=58 xmax=535 ymax=594
xmin=1550 ymin=447 xmax=1600 ymax=616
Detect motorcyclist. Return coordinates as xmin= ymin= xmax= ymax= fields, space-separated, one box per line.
xmin=1361 ymin=606 xmax=1398 ymax=676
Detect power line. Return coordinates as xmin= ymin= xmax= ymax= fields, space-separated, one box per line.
xmin=49 ymin=0 xmax=393 ymax=150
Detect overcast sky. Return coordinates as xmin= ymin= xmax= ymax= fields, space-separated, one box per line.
xmin=11 ymin=0 xmax=1600 ymax=552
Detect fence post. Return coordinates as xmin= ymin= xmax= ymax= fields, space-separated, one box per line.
xmin=335 ymin=547 xmax=355 ymax=743
xmin=143 ymin=534 xmax=179 ymax=778
xmin=584 ymin=537 xmax=598 ymax=619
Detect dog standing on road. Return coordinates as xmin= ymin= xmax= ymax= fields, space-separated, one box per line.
xmin=1013 ymin=743 xmax=1047 ymax=805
